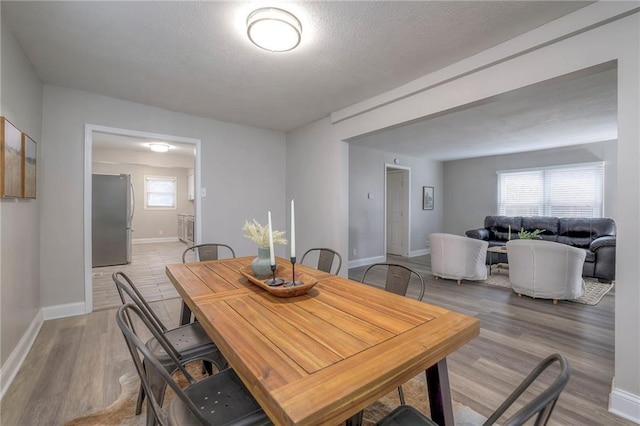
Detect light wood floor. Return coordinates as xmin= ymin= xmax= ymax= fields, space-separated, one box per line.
xmin=1 ymin=255 xmax=632 ymax=425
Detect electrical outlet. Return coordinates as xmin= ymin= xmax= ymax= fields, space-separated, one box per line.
xmin=158 ymin=229 xmax=163 ymax=236
xmin=352 ymin=249 xmax=357 ymax=256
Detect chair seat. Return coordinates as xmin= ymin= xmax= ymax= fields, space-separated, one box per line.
xmin=374 ymin=405 xmax=436 ymax=426
xmin=148 ymin=322 xmax=213 ymax=357
xmin=168 ymin=368 xmax=271 ymax=426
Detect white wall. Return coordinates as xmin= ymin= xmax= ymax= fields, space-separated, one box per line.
xmin=287 ymin=7 xmax=640 ymax=420
xmin=349 ymin=145 xmax=442 ymax=261
xmin=443 ymin=140 xmax=617 ymax=235
xmin=286 ymin=117 xmax=349 ymax=275
xmin=92 ymin=162 xmax=193 ymax=239
xmin=40 ymin=85 xmax=286 ymax=308
xmin=0 ymin=14 xmax=43 ymax=368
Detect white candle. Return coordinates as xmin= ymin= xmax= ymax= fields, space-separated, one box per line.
xmin=291 ymin=199 xmax=296 ymax=259
xmin=268 ymin=211 xmax=275 ymax=266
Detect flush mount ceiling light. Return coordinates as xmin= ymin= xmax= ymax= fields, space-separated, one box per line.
xmin=247 ymin=7 xmax=302 ymax=52
xmin=149 ymin=143 xmax=170 ymax=153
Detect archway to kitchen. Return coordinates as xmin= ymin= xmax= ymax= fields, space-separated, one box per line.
xmin=83 ymin=124 xmax=201 ymax=313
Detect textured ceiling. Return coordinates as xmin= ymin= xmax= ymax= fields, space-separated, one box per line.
xmin=3 ymin=1 xmax=592 ymax=133
xmin=349 ymin=64 xmax=617 ymax=161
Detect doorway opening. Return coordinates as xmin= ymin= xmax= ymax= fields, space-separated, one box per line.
xmin=385 ymin=164 xmax=411 ymax=257
xmin=83 ymin=124 xmax=201 ymax=313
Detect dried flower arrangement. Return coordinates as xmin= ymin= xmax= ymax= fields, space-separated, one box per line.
xmin=242 ymin=219 xmax=287 ymax=248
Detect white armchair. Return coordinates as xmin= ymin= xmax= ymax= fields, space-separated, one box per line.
xmin=429 ymin=233 xmax=489 ymax=284
xmin=506 ymin=239 xmax=585 ymax=303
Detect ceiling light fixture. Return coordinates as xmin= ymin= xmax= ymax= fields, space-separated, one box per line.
xmin=247 ymin=7 xmax=302 ymax=52
xmin=149 ymin=143 xmax=170 ymax=153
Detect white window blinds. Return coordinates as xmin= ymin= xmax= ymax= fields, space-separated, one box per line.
xmin=498 ymin=162 xmax=604 ymax=218
xmin=144 ymin=176 xmax=177 ymax=209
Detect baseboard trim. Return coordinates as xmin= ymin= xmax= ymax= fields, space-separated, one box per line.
xmin=348 ymin=255 xmax=387 ymax=269
xmin=0 ymin=309 xmax=44 ymax=400
xmin=610 ymin=386 xmax=640 ymax=423
xmin=409 ymin=248 xmax=430 ymax=257
xmin=42 ymin=302 xmax=86 ymax=320
xmin=133 ymin=237 xmax=180 ymax=244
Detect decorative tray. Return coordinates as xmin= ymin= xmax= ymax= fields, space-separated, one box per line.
xmin=239 ymin=265 xmax=317 ymax=298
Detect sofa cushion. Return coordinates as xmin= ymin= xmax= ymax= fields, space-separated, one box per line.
xmin=558 ymin=218 xmax=616 ymax=248
xmin=520 ymin=216 xmax=559 ymax=242
xmin=484 ymin=216 xmax=522 ymax=241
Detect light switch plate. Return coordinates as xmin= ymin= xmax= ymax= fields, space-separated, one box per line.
xmin=201 ymin=188 xmax=207 ymax=197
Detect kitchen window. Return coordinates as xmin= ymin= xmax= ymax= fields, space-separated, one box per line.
xmin=144 ymin=175 xmax=177 ymax=209
xmin=497 ymin=162 xmax=604 ymax=218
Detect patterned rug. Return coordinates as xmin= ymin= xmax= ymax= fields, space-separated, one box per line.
xmin=64 ymin=364 xmax=486 ymax=426
xmin=482 ymin=269 xmax=613 ymax=305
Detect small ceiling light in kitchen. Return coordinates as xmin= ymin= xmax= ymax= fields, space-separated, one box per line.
xmin=149 ymin=143 xmax=170 ymax=153
xmin=247 ymin=7 xmax=302 ymax=52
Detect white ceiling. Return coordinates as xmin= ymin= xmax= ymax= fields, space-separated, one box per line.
xmin=92 ymin=132 xmax=195 ymax=158
xmin=4 ymin=0 xmax=594 ymax=136
xmin=349 ymin=64 xmax=617 ymax=161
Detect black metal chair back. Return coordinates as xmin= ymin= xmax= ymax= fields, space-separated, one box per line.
xmin=374 ymin=353 xmax=571 ymax=426
xmin=487 ymin=353 xmax=571 ymax=426
xmin=113 ymin=271 xmax=169 ymax=334
xmin=182 ymin=243 xmax=235 ymax=263
xmin=300 ymin=247 xmax=342 ymax=275
xmin=361 ymin=262 xmax=425 ymax=301
xmin=116 ymin=303 xmax=269 ymax=426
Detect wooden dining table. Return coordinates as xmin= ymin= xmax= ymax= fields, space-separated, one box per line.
xmin=166 ymin=257 xmax=479 ymax=426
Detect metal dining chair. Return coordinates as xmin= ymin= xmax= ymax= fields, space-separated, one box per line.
xmin=361 ymin=263 xmax=426 ymax=405
xmin=116 ymin=303 xmax=271 ymax=426
xmin=361 ymin=262 xmax=426 ymax=303
xmin=181 ymin=243 xmax=236 ymax=263
xmin=374 ymin=353 xmax=571 ymax=426
xmin=112 ymin=272 xmax=227 ymax=424
xmin=180 ymin=243 xmax=236 ymax=324
xmin=300 ymin=247 xmax=343 ymax=275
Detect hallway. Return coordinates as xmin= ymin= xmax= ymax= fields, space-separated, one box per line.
xmin=92 ymin=241 xmax=185 ymax=311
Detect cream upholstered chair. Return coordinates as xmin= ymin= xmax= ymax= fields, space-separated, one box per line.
xmin=506 ymin=239 xmax=585 ymax=304
xmin=429 ymin=233 xmax=489 ymax=284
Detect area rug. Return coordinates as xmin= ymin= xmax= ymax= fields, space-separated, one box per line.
xmin=482 ymin=270 xmax=614 ymax=305
xmin=64 ymin=365 xmax=486 ymax=425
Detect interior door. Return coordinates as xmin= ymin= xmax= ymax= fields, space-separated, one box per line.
xmin=387 ymin=170 xmax=406 ymax=255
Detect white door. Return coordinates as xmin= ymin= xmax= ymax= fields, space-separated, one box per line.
xmin=387 ymin=170 xmax=406 ymax=255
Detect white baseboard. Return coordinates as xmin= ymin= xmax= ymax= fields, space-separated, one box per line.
xmin=42 ymin=302 xmax=86 ymax=320
xmin=610 ymin=387 xmax=640 ymax=424
xmin=133 ymin=237 xmax=180 ymax=244
xmin=348 ymin=255 xmax=387 ymax=269
xmin=0 ymin=309 xmax=44 ymax=400
xmin=409 ymin=248 xmax=430 ymax=257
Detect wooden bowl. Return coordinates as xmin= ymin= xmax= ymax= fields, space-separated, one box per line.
xmin=239 ymin=265 xmax=317 ymax=297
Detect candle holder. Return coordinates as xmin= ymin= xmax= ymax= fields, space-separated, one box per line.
xmin=285 ymin=256 xmax=304 ymax=287
xmin=264 ymin=264 xmax=284 ymax=286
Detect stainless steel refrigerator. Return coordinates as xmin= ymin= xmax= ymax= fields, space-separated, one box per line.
xmin=92 ymin=173 xmax=134 ymax=267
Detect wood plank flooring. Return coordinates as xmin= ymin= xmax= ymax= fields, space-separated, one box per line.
xmin=1 ymin=254 xmax=632 ymax=425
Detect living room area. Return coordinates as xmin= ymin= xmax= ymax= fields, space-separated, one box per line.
xmin=2 ymin=2 xmax=639 ymax=425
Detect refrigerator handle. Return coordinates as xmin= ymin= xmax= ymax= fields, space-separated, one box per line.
xmin=129 ymin=180 xmax=135 ymax=225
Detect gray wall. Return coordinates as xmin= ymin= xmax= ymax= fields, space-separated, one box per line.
xmin=92 ymin=162 xmax=193 ymax=239
xmin=0 ymin=16 xmax=43 ymax=366
xmin=349 ymin=144 xmax=443 ymax=261
xmin=40 ymin=85 xmax=286 ymax=308
xmin=443 ymin=140 xmax=617 ymax=236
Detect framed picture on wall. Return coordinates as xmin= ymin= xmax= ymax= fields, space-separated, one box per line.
xmin=423 ymin=186 xmax=434 ymax=210
xmin=1 ymin=117 xmax=23 ymax=198
xmin=22 ymin=133 xmax=37 ymax=199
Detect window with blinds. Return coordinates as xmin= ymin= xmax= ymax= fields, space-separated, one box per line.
xmin=144 ymin=175 xmax=177 ymax=209
xmin=497 ymin=162 xmax=604 ymax=218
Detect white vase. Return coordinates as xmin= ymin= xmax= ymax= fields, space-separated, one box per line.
xmin=251 ymin=247 xmax=272 ymax=278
